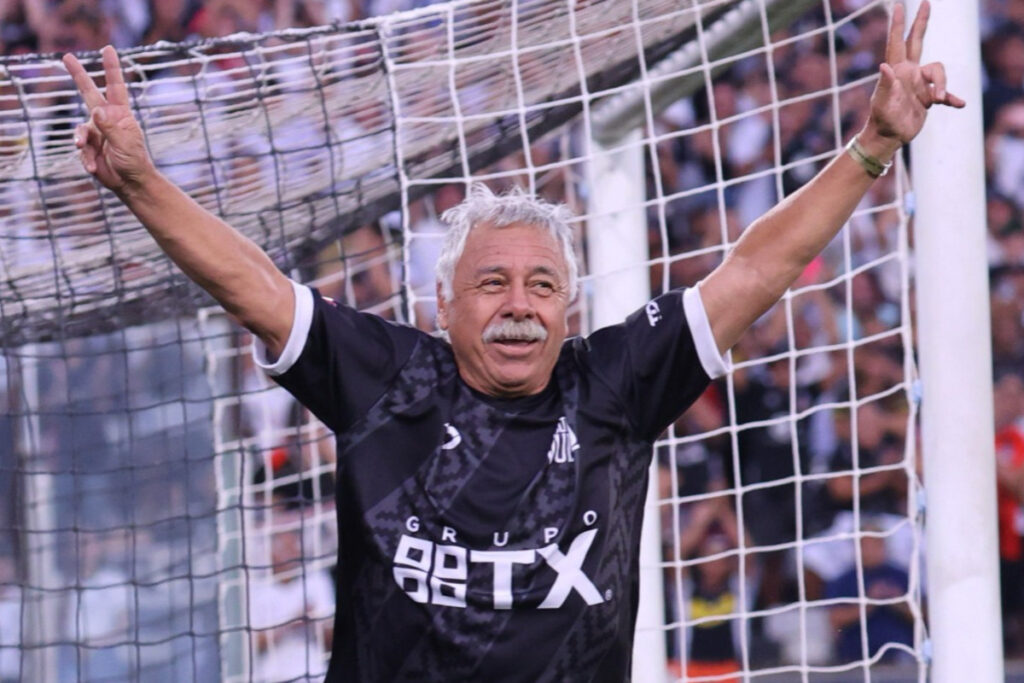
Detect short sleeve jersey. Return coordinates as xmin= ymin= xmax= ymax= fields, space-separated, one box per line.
xmin=257 ymin=281 xmax=728 ymax=682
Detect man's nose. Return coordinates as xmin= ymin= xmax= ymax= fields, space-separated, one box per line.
xmin=503 ymin=281 xmax=534 ymax=319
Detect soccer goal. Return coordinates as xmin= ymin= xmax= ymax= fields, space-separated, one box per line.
xmin=0 ymin=0 xmax=996 ymax=681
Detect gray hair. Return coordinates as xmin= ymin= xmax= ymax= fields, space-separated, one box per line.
xmin=435 ymin=184 xmax=579 ymax=302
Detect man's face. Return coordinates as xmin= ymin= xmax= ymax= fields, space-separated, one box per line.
xmin=437 ymin=222 xmax=570 ymax=398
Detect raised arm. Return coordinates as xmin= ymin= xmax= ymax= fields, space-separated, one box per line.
xmin=698 ymin=1 xmax=965 ymax=354
xmin=63 ymin=46 xmax=295 ymax=357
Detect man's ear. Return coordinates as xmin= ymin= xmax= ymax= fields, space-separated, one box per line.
xmin=436 ymin=282 xmax=449 ymax=330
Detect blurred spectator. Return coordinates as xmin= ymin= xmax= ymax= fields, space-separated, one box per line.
xmin=987 ymin=191 xmax=1024 ymax=267
xmin=820 ymin=403 xmax=907 ymax=521
xmin=276 ymin=0 xmax=365 ymax=28
xmin=364 ymin=0 xmax=444 ymax=17
xmin=141 ymin=0 xmax=199 ymax=45
xmin=405 ymin=185 xmax=464 ymax=330
xmin=52 ymin=3 xmax=111 ymax=53
xmin=248 ymin=519 xmax=334 ymax=683
xmin=801 ymin=401 xmax=913 ymax=607
xmin=663 ymin=387 xmax=730 ymax=506
xmin=0 ymin=553 xmax=20 ymax=683
xmin=987 ymin=98 xmax=1024 ymax=210
xmin=64 ymin=533 xmax=136 ymax=680
xmin=241 ymin=344 xmax=300 ymax=455
xmin=671 ymin=493 xmax=754 ymax=683
xmin=732 ymin=352 xmax=809 ymax=608
xmin=991 ymin=278 xmax=1024 ymax=378
xmin=190 ymin=0 xmax=263 ymax=38
xmin=825 ymin=522 xmax=914 ymax=664
xmin=995 ymin=372 xmax=1024 ymax=654
xmin=983 ymin=26 xmax=1024 ymax=130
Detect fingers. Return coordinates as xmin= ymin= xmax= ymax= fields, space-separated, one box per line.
xmin=885 ymin=2 xmax=906 ymax=65
xmin=74 ymin=122 xmax=100 ymax=174
xmin=63 ymin=45 xmax=131 ymax=113
xmin=878 ymin=62 xmax=897 ymax=95
xmin=921 ymin=62 xmax=946 ymax=101
xmin=886 ymin=1 xmax=931 ymax=65
xmin=73 ymin=122 xmax=90 ymax=148
xmin=921 ymin=62 xmax=967 ymax=109
xmin=62 ymin=52 xmax=105 ymax=112
xmin=943 ymin=91 xmax=967 ymax=109
xmin=101 ymin=45 xmax=130 ymax=107
xmin=906 ymin=0 xmax=930 ymax=63
xmin=79 ymin=144 xmax=98 ymax=174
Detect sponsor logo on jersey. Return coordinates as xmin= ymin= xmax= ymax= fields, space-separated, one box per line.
xmin=441 ymin=423 xmax=461 ymax=450
xmin=393 ymin=515 xmax=604 ymax=609
xmin=645 ymin=300 xmax=662 ymax=327
xmin=547 ymin=416 xmax=579 ymax=464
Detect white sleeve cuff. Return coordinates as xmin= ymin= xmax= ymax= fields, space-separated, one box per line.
xmin=683 ymin=286 xmax=731 ymax=379
xmin=252 ymin=280 xmax=314 ymax=377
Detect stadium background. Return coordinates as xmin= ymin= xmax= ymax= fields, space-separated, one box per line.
xmin=0 ymin=0 xmax=1020 ymax=681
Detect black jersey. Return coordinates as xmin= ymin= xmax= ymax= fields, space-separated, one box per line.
xmin=257 ymin=281 xmax=726 ymax=682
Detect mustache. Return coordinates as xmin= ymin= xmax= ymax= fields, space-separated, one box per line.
xmin=482 ymin=318 xmax=548 ymax=343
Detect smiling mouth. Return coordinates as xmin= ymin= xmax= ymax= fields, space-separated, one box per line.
xmin=490 ymin=338 xmax=541 ymax=354
xmin=493 ymin=338 xmax=537 ymax=345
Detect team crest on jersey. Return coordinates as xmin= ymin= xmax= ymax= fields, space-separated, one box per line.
xmin=547 ymin=417 xmax=579 ymax=464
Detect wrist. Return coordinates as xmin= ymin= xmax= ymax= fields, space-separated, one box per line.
xmin=854 ymin=125 xmax=902 ymax=165
xmin=846 ymin=127 xmax=901 ymax=179
xmin=115 ymin=162 xmax=163 ymax=204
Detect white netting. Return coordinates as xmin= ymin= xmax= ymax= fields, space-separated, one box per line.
xmin=0 ymin=0 xmax=717 ymax=345
xmin=1 ymin=0 xmax=930 ymax=681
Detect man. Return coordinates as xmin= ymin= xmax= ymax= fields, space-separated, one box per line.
xmin=63 ymin=3 xmax=962 ymax=680
xmin=0 ymin=553 xmax=21 ymax=683
xmin=826 ymin=520 xmax=914 ymax=664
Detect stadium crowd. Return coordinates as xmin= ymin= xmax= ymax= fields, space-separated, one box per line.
xmin=0 ymin=0 xmax=451 ymax=55
xmin=0 ymin=0 xmax=1023 ymax=681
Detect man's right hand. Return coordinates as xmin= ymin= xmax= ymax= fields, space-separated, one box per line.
xmin=64 ymin=45 xmax=155 ymax=194
xmin=62 ymin=45 xmax=296 ymax=359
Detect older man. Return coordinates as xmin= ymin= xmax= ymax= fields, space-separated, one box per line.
xmin=63 ymin=3 xmax=961 ymax=680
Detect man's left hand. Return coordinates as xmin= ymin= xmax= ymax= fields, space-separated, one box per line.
xmin=862 ymin=1 xmax=966 ymax=154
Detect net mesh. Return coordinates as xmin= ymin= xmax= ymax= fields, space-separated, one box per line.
xmin=0 ymin=0 xmax=720 ymax=346
xmin=0 ymin=0 xmax=927 ymax=681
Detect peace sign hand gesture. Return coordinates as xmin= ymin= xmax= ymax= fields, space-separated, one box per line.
xmin=865 ymin=1 xmax=966 ymax=150
xmin=63 ymin=46 xmax=155 ymax=194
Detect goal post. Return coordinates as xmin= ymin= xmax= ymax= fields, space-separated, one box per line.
xmin=584 ymin=129 xmax=662 ymax=680
xmin=908 ymin=0 xmax=1002 ymax=679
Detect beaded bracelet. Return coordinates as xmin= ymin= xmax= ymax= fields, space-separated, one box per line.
xmin=846 ymin=135 xmax=893 ymax=178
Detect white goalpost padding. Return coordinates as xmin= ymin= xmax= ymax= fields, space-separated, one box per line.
xmin=583 ymin=130 xmax=664 ymax=681
xmin=908 ymin=0 xmax=1003 ymax=680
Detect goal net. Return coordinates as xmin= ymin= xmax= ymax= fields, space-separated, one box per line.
xmin=0 ymin=0 xmax=929 ymax=680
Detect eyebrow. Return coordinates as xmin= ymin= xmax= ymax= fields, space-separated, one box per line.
xmin=473 ymin=265 xmax=561 ymax=280
xmin=475 ymin=266 xmax=505 ymax=277
xmin=530 ymin=266 xmax=560 ymax=280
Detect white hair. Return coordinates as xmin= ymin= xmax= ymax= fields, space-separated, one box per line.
xmin=435 ymin=183 xmax=579 ymax=302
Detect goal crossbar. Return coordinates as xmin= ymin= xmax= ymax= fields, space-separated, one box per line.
xmin=0 ymin=0 xmax=741 ymax=347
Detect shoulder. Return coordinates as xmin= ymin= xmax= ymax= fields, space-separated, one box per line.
xmin=315 ymin=291 xmax=440 ymax=359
